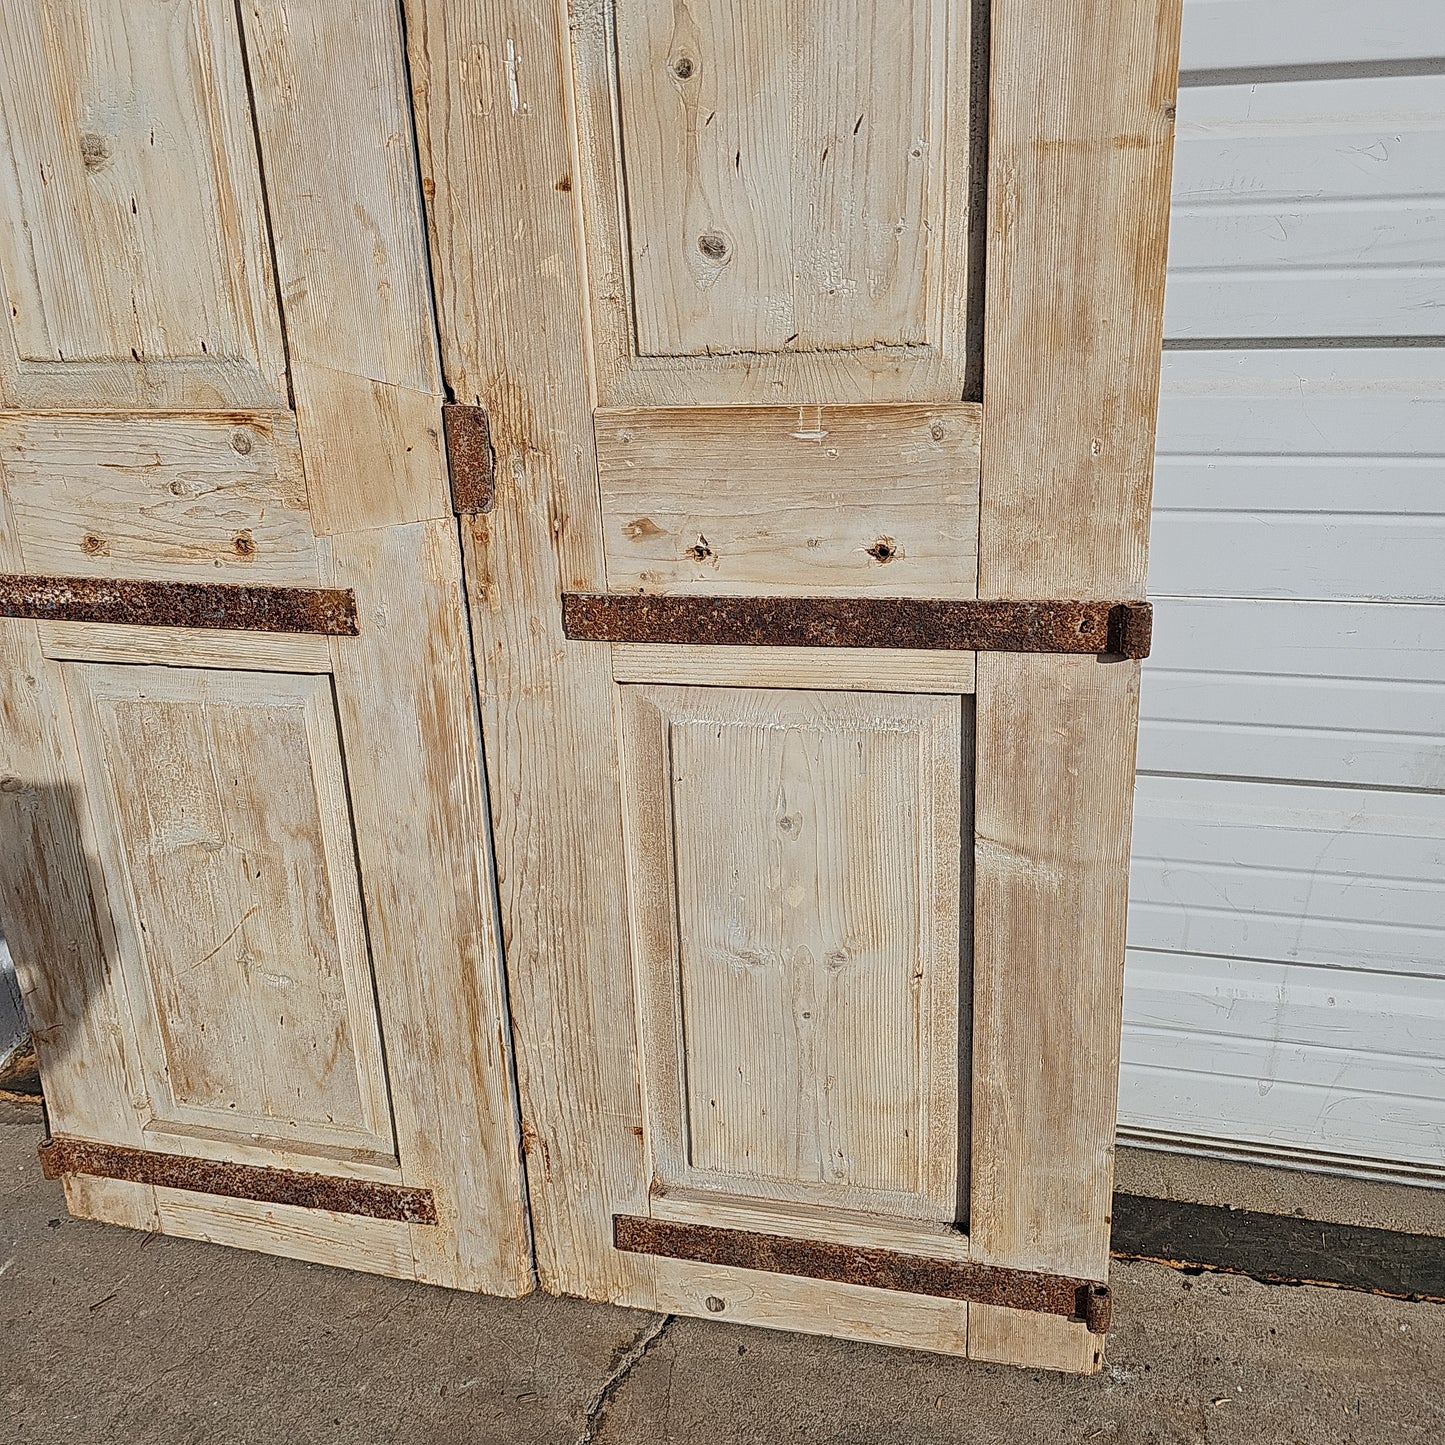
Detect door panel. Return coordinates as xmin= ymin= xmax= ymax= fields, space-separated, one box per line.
xmin=409 ymin=0 xmax=1179 ymax=1369
xmin=620 ymin=684 xmax=967 ymax=1219
xmin=0 ymin=0 xmax=286 ymax=410
xmin=571 ymin=0 xmax=978 ymax=406
xmin=0 ymin=0 xmax=529 ymax=1293
xmin=65 ymin=664 xmax=394 ymax=1161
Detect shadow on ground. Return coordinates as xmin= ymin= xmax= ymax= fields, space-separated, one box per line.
xmin=3 ymin=1100 xmax=1442 ymax=1445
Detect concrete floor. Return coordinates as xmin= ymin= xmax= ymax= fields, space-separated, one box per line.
xmin=3 ymin=1099 xmax=1442 ymax=1445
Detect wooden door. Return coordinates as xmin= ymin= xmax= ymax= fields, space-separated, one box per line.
xmin=0 ymin=0 xmax=529 ymax=1295
xmin=407 ymin=0 xmax=1180 ymax=1368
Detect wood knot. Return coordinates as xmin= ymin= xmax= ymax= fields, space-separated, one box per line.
xmin=697 ymin=231 xmax=730 ymax=262
xmin=684 ymin=536 xmax=713 ymax=563
xmin=80 ymin=533 xmax=109 ymax=557
xmin=866 ymin=536 xmax=900 ymax=563
xmin=79 ymin=132 xmax=111 ymax=172
xmin=670 ymin=54 xmax=696 ymax=81
xmin=230 ymin=428 xmax=254 ymax=456
xmin=232 ymin=531 xmax=256 ymax=559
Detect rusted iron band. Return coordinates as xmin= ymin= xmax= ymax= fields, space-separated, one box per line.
xmin=0 ymin=574 xmax=358 ymax=636
xmin=613 ymin=1215 xmax=1111 ymax=1333
xmin=563 ymin=594 xmax=1151 ymax=659
xmin=39 ymin=1136 xmax=436 ymax=1224
xmin=442 ymin=402 xmax=496 ymax=515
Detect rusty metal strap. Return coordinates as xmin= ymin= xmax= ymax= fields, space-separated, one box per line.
xmin=563 ymin=593 xmax=1152 ymax=659
xmin=613 ymin=1214 xmax=1112 ymax=1333
xmin=442 ymin=402 xmax=496 ymax=515
xmin=39 ymin=1136 xmax=436 ymax=1224
xmin=0 ymin=575 xmax=358 ymax=636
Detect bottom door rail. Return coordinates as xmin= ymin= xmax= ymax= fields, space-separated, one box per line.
xmin=614 ymin=1213 xmax=1112 ymax=1332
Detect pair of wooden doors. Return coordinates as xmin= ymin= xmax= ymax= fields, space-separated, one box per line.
xmin=0 ymin=0 xmax=1180 ymax=1372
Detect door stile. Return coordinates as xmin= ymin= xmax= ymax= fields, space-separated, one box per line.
xmin=967 ymin=0 xmax=1183 ymax=1370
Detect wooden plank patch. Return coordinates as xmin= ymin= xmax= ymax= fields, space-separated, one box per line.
xmin=613 ymin=1214 xmax=1111 ymax=1331
xmin=39 ymin=1136 xmax=435 ymax=1224
xmin=565 ymin=594 xmax=1152 ymax=658
xmin=0 ymin=575 xmax=358 ymax=636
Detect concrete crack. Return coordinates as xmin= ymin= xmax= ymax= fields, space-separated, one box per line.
xmin=576 ymin=1313 xmax=674 ymax=1445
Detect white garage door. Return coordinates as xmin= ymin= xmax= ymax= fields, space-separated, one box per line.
xmin=1119 ymin=1 xmax=1445 ymax=1179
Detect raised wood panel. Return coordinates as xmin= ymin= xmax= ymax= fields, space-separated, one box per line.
xmin=0 ymin=0 xmax=285 ymax=410
xmin=620 ymin=684 xmax=967 ymax=1221
xmin=617 ymin=0 xmax=948 ymax=356
xmin=570 ymin=0 xmax=979 ymax=405
xmin=64 ymin=663 xmax=396 ymax=1162
xmin=598 ymin=403 xmax=980 ymax=597
xmin=2 ymin=414 xmax=317 ymax=585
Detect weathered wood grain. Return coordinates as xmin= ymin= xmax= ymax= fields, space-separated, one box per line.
xmin=239 ymin=0 xmax=450 ymax=533
xmin=619 ymin=684 xmax=965 ymax=1219
xmin=569 ymin=0 xmax=978 ymax=406
xmin=405 ymin=0 xmax=653 ymax=1304
xmin=966 ymin=0 xmax=1181 ymax=1373
xmin=64 ymin=663 xmax=395 ymax=1158
xmin=0 ymin=0 xmax=286 ymax=411
xmin=1 ymin=414 xmax=314 ymax=586
xmin=597 ymin=404 xmax=980 ymax=598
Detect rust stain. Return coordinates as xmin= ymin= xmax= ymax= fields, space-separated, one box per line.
xmin=614 ymin=1215 xmax=1111 ymax=1333
xmin=0 ymin=574 xmax=358 ymax=636
xmin=563 ymin=594 xmax=1152 ymax=659
xmin=442 ymin=402 xmax=497 ymax=514
xmin=39 ymin=1136 xmax=437 ymax=1224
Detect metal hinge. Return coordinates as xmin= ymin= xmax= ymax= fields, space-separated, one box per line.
xmin=442 ymin=402 xmax=497 ymax=516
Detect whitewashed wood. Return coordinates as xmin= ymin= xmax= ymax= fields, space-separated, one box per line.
xmin=968 ymin=0 xmax=1180 ymax=1373
xmin=1166 ymin=77 xmax=1445 ymax=339
xmin=0 ymin=0 xmax=531 ymax=1295
xmin=0 ymin=0 xmax=286 ymax=410
xmin=619 ymin=685 xmax=965 ymax=1220
xmin=598 ymin=404 xmax=980 ymax=597
xmin=239 ymin=0 xmax=450 ymax=533
xmin=406 ymin=0 xmax=654 ymax=1306
xmin=649 ymin=1257 xmax=968 ymax=1357
xmin=569 ymin=0 xmax=978 ymax=406
xmin=615 ymin=0 xmax=953 ymax=356
xmin=39 ymin=623 xmax=333 ymax=674
xmin=64 ymin=664 xmax=396 ymax=1160
xmin=1153 ymin=349 xmax=1445 ymax=602
xmin=1179 ymin=0 xmax=1445 ymax=73
xmin=0 ymin=486 xmax=157 ymax=1232
xmin=321 ymin=520 xmax=531 ymax=1295
xmin=2 ymin=414 xmax=316 ymax=585
xmin=611 ymin=643 xmax=976 ymax=695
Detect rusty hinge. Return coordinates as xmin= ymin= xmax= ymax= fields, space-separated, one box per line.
xmin=563 ymin=593 xmax=1153 ymax=659
xmin=39 ymin=1136 xmax=436 ymax=1224
xmin=442 ymin=402 xmax=496 ymax=515
xmin=0 ymin=574 xmax=358 ymax=635
xmin=613 ymin=1214 xmax=1112 ymax=1333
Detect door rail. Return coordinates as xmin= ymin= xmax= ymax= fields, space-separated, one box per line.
xmin=39 ymin=1136 xmax=434 ymax=1223
xmin=614 ymin=1214 xmax=1112 ymax=1333
xmin=562 ymin=593 xmax=1151 ymax=659
xmin=0 ymin=574 xmax=358 ymax=636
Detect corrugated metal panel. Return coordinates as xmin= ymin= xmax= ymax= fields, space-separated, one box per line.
xmin=1181 ymin=0 xmax=1445 ymax=72
xmin=1126 ymin=235 xmax=1445 ymax=1167
xmin=1151 ymin=349 xmax=1445 ymax=601
xmin=1166 ymin=78 xmax=1445 ymax=339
